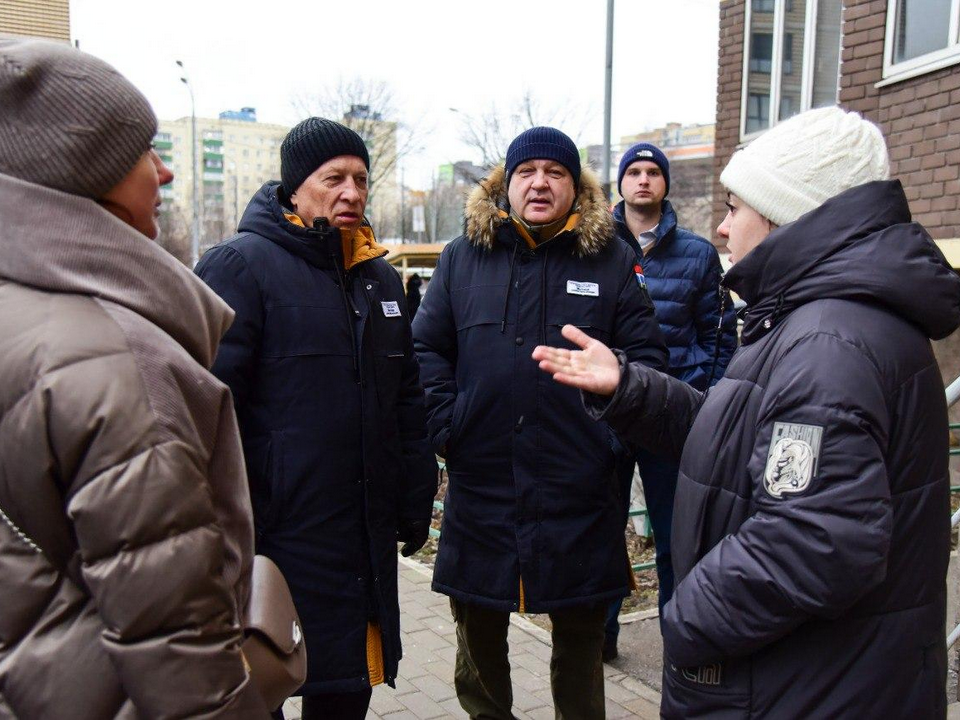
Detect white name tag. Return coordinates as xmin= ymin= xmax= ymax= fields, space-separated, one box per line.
xmin=566 ymin=280 xmax=599 ymax=297
xmin=381 ymin=301 xmax=402 ymax=317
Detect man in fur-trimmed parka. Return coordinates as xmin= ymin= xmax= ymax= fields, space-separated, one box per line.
xmin=413 ymin=127 xmax=667 ymax=718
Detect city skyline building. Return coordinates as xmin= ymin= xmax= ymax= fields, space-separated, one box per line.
xmin=0 ymin=0 xmax=69 ymax=41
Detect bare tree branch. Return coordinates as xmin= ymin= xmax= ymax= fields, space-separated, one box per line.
xmin=458 ymin=90 xmax=596 ymax=169
xmin=291 ymin=77 xmax=425 ymax=207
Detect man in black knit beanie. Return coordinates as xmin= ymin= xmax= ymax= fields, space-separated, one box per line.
xmin=195 ymin=117 xmax=437 ymax=720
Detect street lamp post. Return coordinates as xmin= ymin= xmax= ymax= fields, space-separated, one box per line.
xmin=176 ymin=60 xmax=201 ymax=267
xmin=602 ymin=0 xmax=615 ymax=202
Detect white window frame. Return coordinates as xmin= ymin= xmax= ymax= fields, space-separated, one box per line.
xmin=740 ymin=0 xmax=840 ymax=141
xmin=880 ymin=0 xmax=960 ymax=87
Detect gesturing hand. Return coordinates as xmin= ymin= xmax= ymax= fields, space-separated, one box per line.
xmin=531 ymin=325 xmax=621 ymax=396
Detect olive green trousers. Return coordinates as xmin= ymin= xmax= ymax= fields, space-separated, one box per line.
xmin=450 ymin=598 xmax=606 ymax=719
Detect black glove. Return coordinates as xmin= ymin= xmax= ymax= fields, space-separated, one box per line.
xmin=397 ymin=518 xmax=431 ymax=557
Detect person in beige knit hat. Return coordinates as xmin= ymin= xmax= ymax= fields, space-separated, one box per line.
xmin=0 ymin=35 xmax=268 ymax=718
xmin=532 ymin=105 xmax=959 ymax=716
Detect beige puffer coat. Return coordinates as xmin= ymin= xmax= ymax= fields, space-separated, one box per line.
xmin=0 ymin=173 xmax=266 ymax=718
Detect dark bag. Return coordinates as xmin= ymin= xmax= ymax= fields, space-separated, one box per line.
xmin=243 ymin=555 xmax=308 ymax=711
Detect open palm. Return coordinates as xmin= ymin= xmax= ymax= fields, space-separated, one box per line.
xmin=532 ymin=325 xmax=620 ymax=396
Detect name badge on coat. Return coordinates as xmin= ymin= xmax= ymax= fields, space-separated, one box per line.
xmin=381 ymin=301 xmax=402 ymax=317
xmin=566 ymin=280 xmax=599 ymax=297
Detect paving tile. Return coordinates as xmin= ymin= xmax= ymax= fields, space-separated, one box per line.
xmin=513 ymin=686 xmax=546 ymax=712
xmin=391 ymin=676 xmax=419 ymax=696
xmin=605 ymin=698 xmax=638 ymax=719
xmin=439 ymin=697 xmax=471 ymax=719
xmin=370 ymin=686 xmax=405 ymax=715
xmin=405 ymin=628 xmax=452 ymax=652
xmin=604 ymin=675 xmax=643 ymax=704
xmin=422 ymin=659 xmax=456 ymax=684
xmin=381 ymin=711 xmax=419 ymax=720
xmin=511 ymin=666 xmax=545 ymax=693
xmin=522 ymin=706 xmax=556 ymax=720
xmin=397 ymin=689 xmax=447 ymax=719
xmin=623 ymin=696 xmax=663 ymax=719
xmin=619 ymin=674 xmax=663 ymax=704
xmin=411 ymin=672 xmax=458 ymax=703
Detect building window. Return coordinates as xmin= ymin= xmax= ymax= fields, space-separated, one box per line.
xmin=747 ymin=93 xmax=771 ymax=132
xmin=741 ymin=0 xmax=841 ymax=139
xmin=884 ymin=0 xmax=960 ymax=81
xmin=750 ymin=32 xmax=774 ymax=72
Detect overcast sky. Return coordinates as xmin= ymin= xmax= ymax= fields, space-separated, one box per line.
xmin=70 ymin=0 xmax=721 ymax=187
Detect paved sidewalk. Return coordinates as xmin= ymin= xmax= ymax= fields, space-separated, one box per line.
xmin=281 ymin=557 xmax=661 ymax=719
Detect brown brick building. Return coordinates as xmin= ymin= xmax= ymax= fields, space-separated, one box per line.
xmin=713 ymin=0 xmax=960 ymax=262
xmin=0 ymin=0 xmax=70 ymax=42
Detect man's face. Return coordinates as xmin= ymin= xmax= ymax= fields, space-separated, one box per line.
xmin=717 ymin=193 xmax=774 ymax=263
xmin=620 ymin=160 xmax=666 ymax=211
xmin=101 ymin=148 xmax=174 ymax=240
xmin=507 ymin=159 xmax=576 ymax=225
xmin=290 ymin=155 xmax=368 ymax=232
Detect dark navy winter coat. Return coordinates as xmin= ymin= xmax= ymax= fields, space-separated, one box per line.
xmin=413 ymin=166 xmax=667 ymax=612
xmin=590 ymin=181 xmax=960 ymax=717
xmin=613 ymin=200 xmax=737 ymax=389
xmin=195 ymin=182 xmax=437 ymax=694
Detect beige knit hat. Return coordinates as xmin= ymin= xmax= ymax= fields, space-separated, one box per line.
xmin=720 ymin=106 xmax=890 ymax=227
xmin=0 ymin=35 xmax=157 ymax=198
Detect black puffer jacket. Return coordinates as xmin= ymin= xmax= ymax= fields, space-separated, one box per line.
xmin=414 ymin=166 xmax=667 ymax=612
xmin=196 ymin=182 xmax=437 ymax=694
xmin=591 ymin=181 xmax=960 ymax=717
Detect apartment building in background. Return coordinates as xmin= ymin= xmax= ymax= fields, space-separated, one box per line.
xmin=0 ymin=0 xmax=69 ymax=41
xmin=155 ymin=108 xmax=289 ymax=256
xmin=714 ymin=0 xmax=960 ymax=259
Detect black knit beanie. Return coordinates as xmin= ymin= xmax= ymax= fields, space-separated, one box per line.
xmin=280 ymin=117 xmax=370 ymax=196
xmin=505 ymin=126 xmax=581 ymax=187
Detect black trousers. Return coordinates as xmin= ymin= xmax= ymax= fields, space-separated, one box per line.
xmin=271 ymin=689 xmax=373 ymax=720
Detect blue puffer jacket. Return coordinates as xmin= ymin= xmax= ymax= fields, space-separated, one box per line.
xmin=614 ymin=200 xmax=737 ymax=390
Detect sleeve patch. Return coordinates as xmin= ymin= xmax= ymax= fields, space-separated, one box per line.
xmin=764 ymin=422 xmax=823 ymax=498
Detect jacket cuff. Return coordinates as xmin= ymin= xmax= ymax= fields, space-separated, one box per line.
xmin=581 ymin=350 xmax=632 ymax=420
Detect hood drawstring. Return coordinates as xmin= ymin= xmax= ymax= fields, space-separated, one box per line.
xmin=539 ymin=245 xmax=551 ymax=344
xmin=316 ymin=217 xmax=361 ymax=383
xmin=500 ymin=241 xmax=520 ymax=334
xmin=764 ymin=293 xmax=785 ymax=331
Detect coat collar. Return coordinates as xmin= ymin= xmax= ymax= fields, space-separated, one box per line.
xmin=613 ymin=198 xmax=678 ymax=256
xmin=464 ymin=164 xmax=614 ymax=256
xmin=0 ymin=173 xmax=232 ymax=368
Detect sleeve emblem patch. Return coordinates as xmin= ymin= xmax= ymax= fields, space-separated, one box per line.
xmin=763 ymin=422 xmax=823 ymax=498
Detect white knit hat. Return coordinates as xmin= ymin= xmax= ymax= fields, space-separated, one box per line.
xmin=720 ymin=106 xmax=890 ymax=227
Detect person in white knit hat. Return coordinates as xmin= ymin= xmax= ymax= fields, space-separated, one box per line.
xmin=718 ymin=105 xmax=890 ymax=261
xmin=532 ymin=105 xmax=960 ymax=717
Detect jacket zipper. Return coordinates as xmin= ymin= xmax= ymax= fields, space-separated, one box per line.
xmin=0 ymin=504 xmax=42 ymax=554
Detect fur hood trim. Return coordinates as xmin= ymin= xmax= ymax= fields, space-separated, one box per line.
xmin=464 ymin=164 xmax=614 ymax=256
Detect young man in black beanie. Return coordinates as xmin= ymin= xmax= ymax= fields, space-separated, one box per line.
xmin=413 ymin=126 xmax=667 ymax=718
xmin=196 ymin=117 xmax=438 ymax=720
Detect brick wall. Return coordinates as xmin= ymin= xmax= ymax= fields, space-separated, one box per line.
xmin=842 ymin=0 xmax=960 ymax=239
xmin=711 ymin=0 xmax=746 ymax=250
xmin=712 ymin=0 xmax=960 ymax=244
